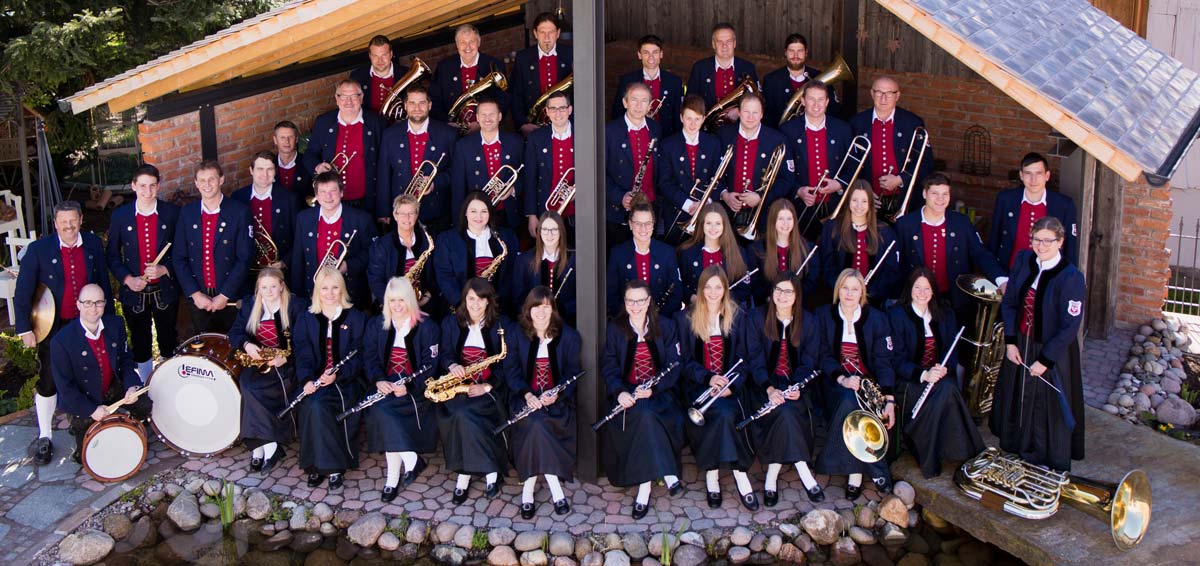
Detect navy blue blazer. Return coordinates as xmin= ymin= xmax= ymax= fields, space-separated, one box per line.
xmin=716 ymin=124 xmax=795 ymax=224
xmin=432 ymin=227 xmax=519 ymax=306
xmin=430 ymin=53 xmax=508 ymax=121
xmin=50 ymin=315 xmax=138 ymax=417
xmin=302 ymin=110 xmax=386 ymax=213
xmin=677 ymin=243 xmax=758 ymax=306
xmin=761 ymin=65 xmax=842 ymax=126
xmin=611 ymin=69 xmax=685 ymax=137
xmin=602 ymin=316 xmax=683 ymax=398
xmin=106 ymin=201 xmax=180 ymax=307
xmin=1002 ymin=251 xmax=1086 ymax=369
xmin=748 ymin=307 xmax=821 ymax=390
xmin=349 ymin=61 xmax=409 ymax=113
xmin=173 ymin=199 xmax=253 ymax=299
xmin=505 ymin=326 xmax=583 ymax=401
xmin=778 ymin=114 xmax=853 ymax=190
xmin=886 ymin=303 xmax=960 ymax=385
xmin=686 ymin=57 xmax=759 ymax=108
xmin=521 ymin=125 xmax=572 ymax=218
xmin=290 ymin=205 xmax=375 ymax=306
xmin=451 ymin=132 xmax=526 ymax=227
xmin=231 ymin=185 xmax=299 ymax=267
xmin=437 ymin=316 xmax=518 ymax=385
xmin=848 ymin=107 xmax=934 ymax=200
xmin=747 ymin=240 xmax=821 ymax=299
xmin=604 ymin=117 xmax=663 ymax=224
xmin=364 ymin=316 xmax=441 ymax=395
xmin=606 ymin=239 xmax=682 ymax=315
xmin=510 ymin=44 xmax=573 ymax=128
xmin=294 ymin=308 xmax=368 ymax=385
xmin=813 ymin=304 xmax=896 ymax=391
xmin=376 ymin=119 xmax=458 ymax=224
xmin=988 ymin=188 xmax=1080 ymax=269
xmin=510 ymin=251 xmax=577 ymax=321
xmin=227 ymin=297 xmax=308 ymax=352
xmin=365 ymin=228 xmax=435 ymax=304
xmin=894 ymin=210 xmax=1005 ymax=307
xmin=672 ymin=308 xmax=757 ymax=398
xmin=818 ymin=221 xmax=900 ymax=302
xmin=14 ymin=232 xmax=112 ymax=334
xmin=655 ymin=131 xmax=726 ymax=219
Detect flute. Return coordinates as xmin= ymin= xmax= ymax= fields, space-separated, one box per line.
xmin=863 ymin=240 xmax=897 ymax=285
xmin=493 ymin=371 xmax=586 ymax=434
xmin=336 ymin=364 xmax=433 ymax=421
xmin=277 ymin=349 xmax=359 ymax=418
xmin=909 ymin=326 xmax=965 ymax=420
xmin=591 ymin=362 xmax=679 ymax=431
xmin=554 ymin=267 xmax=574 ymax=299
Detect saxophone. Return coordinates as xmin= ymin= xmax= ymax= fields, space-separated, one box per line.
xmin=479 ymin=237 xmax=508 ymax=281
xmin=405 ymin=226 xmax=435 ymax=299
xmin=424 ymin=327 xmax=507 ymax=402
xmin=233 ymin=330 xmax=292 ymax=373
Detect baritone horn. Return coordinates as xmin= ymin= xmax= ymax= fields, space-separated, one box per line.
xmin=380 ymin=57 xmax=432 ymax=120
xmin=404 ymin=153 xmax=445 ymax=201
xmin=483 ymin=164 xmax=524 ymax=206
xmin=703 ymin=77 xmax=758 ymax=132
xmin=528 ymin=74 xmax=574 ymax=126
xmin=841 ymin=366 xmax=890 ymax=463
xmin=1060 ymin=469 xmax=1152 ymax=551
xmin=448 ymin=71 xmax=508 ymax=133
xmin=545 ymin=167 xmax=576 ymax=215
xmin=777 ymin=54 xmax=854 ymax=126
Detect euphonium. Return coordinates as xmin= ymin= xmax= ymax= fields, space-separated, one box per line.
xmin=424 ymin=328 xmax=507 ymax=402
xmin=404 ymin=153 xmax=444 ymax=202
xmin=379 ymin=58 xmax=432 ymax=120
xmin=957 ymin=275 xmax=1005 ymax=418
xmin=545 ymin=167 xmax=576 ymax=215
xmin=251 ymin=214 xmax=280 ymax=266
xmin=734 ymin=143 xmax=786 ymax=240
xmin=841 ymin=374 xmax=890 ymax=463
xmin=702 ymin=77 xmax=758 ymax=131
xmin=448 ymin=71 xmax=508 ymax=133
xmin=313 ymin=229 xmax=357 ymax=283
xmin=777 ymin=54 xmax=854 ymax=126
xmin=483 ymin=164 xmax=524 ymax=206
xmin=479 ymin=237 xmax=508 ymax=281
xmin=528 ymin=74 xmax=574 ymax=126
xmin=405 ymin=226 xmax=435 ymax=300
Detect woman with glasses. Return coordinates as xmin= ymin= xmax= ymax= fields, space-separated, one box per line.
xmin=433 ymin=191 xmax=520 ymax=309
xmin=818 ymin=180 xmax=898 ymax=306
xmin=989 ymin=217 xmax=1086 ymax=472
xmin=601 ymin=280 xmax=685 ymax=519
xmin=606 ymin=201 xmax=683 ymax=315
xmin=512 ymin=211 xmax=576 ymax=324
xmin=678 ymin=203 xmax=756 ymax=306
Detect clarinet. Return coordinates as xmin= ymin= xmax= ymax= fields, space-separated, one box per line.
xmin=493 ymin=371 xmax=586 ymax=435
xmin=735 ymin=370 xmax=819 ymax=430
xmin=277 ymin=349 xmax=359 ymax=418
xmin=910 ymin=326 xmax=965 ymax=420
xmin=335 ymin=364 xmax=433 ymax=422
xmin=591 ymin=362 xmax=679 ymax=431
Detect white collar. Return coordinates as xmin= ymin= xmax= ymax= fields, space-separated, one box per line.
xmin=460 ymin=54 xmax=479 ymax=68
xmin=920 ymin=207 xmax=946 ymax=227
xmin=370 ymin=64 xmax=394 ymax=79
xmin=682 ymin=130 xmax=700 ymax=146
xmin=480 ymin=130 xmax=500 ymax=145
xmin=1022 ymin=189 xmax=1048 ymax=206
xmin=135 ymin=200 xmax=158 ymax=216
xmin=702 ymin=244 xmax=721 ymax=254
xmin=871 ymin=108 xmax=895 ymax=123
xmin=633 ymin=240 xmax=651 ymax=255
xmin=542 ymin=248 xmax=559 ymax=262
xmin=201 ymin=197 xmax=223 ymax=215
xmin=538 ymin=45 xmax=558 ymax=58
xmin=805 ymin=116 xmax=826 ymax=131
xmin=1037 ymin=252 xmax=1062 ymax=272
xmin=839 ymin=304 xmax=863 ymax=324
xmin=338 ymin=110 xmax=364 ymax=126
xmin=250 ymin=185 xmax=273 ymax=200
xmin=714 ymin=57 xmax=734 ymax=70
xmin=324 ymin=307 xmax=344 ymax=323
xmin=467 ymin=226 xmax=492 ymax=241
xmin=642 ymin=69 xmax=660 ymax=81
xmin=738 ymin=124 xmax=761 ymax=141
xmin=393 ymin=318 xmax=413 ymax=339
xmin=320 ymin=204 xmax=343 ymax=224
xmin=278 ymin=154 xmax=297 ymax=169
xmin=629 ymin=318 xmax=649 ymax=341
xmin=81 ymin=318 xmax=105 ymax=341
xmin=260 ymin=303 xmax=280 ymax=321
xmin=790 ymin=68 xmax=809 ymax=81
xmin=624 ymin=114 xmax=647 ymax=132
xmin=551 ymin=123 xmax=572 ymax=140
xmin=407 ymin=119 xmax=430 ymax=135
xmin=912 ymin=303 xmax=933 ymax=336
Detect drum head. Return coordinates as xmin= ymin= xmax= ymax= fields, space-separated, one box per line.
xmin=149 ymin=354 xmax=242 ymax=457
xmin=82 ymin=418 xmax=147 ymax=482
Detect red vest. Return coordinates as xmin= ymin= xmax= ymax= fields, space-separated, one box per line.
xmin=921 ymin=221 xmax=949 ymax=293
xmin=338 ymin=122 xmax=367 ymax=201
xmin=704 ymin=335 xmax=725 ymax=374
xmin=551 ymin=135 xmax=575 ymax=216
xmin=841 ymin=341 xmax=868 ymax=377
xmin=277 ymin=162 xmax=297 ymax=192
xmin=533 ymin=356 xmax=554 ymax=393
xmin=87 ymin=333 xmax=114 ymax=394
xmin=870 ymin=118 xmax=897 ymax=195
xmin=685 ymin=143 xmax=699 ymax=178
xmin=370 ymin=74 xmax=395 ymax=112
xmin=701 ymin=248 xmax=723 ymax=269
xmin=258 ymin=319 xmax=279 ymax=348
xmin=462 ymin=345 xmax=492 ymax=381
xmin=852 ymin=230 xmax=870 ymax=276
xmin=1010 ymin=200 xmax=1049 ymax=267
xmin=136 ymin=213 xmax=160 ymax=283
xmin=714 ymin=66 xmax=735 ymax=99
xmin=774 ymin=339 xmax=790 ymax=377
xmin=627 ymin=341 xmax=656 ymax=385
xmin=200 ymin=211 xmax=219 ymax=290
xmin=805 ymin=126 xmax=830 ymax=196
xmin=317 ymin=216 xmax=344 ymax=269
xmin=538 ymin=54 xmax=558 ymax=93
xmin=628 ymin=126 xmax=654 ymax=200
xmin=250 ymin=196 xmax=274 ymax=266
xmin=460 ymin=65 xmax=478 ymax=92
xmin=389 ymin=345 xmax=412 ymax=375
xmin=921 ymin=335 xmax=937 ymax=368
xmin=733 ymin=135 xmax=760 ymax=193
xmin=1020 ymin=288 xmax=1037 ymax=337
xmin=635 ymin=250 xmax=651 ymax=283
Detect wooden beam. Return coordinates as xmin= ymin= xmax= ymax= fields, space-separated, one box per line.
xmin=1086 ymin=162 xmax=1123 ymax=338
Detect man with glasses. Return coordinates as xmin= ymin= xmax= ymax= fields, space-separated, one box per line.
xmin=451 ymin=99 xmax=525 ymax=229
xmin=377 ymin=85 xmax=457 ymax=233
xmin=14 ymin=200 xmax=112 ymax=465
xmin=687 ymin=23 xmax=759 ymax=125
xmin=431 ymin=24 xmax=508 ymax=130
xmin=612 ymin=35 xmax=684 ymax=137
xmin=606 ymin=82 xmax=662 ymax=248
xmin=606 ymin=201 xmax=682 ymax=316
xmin=523 ymin=91 xmax=575 ymax=240
xmin=988 ymin=152 xmax=1079 ymax=271
xmin=511 ymin=12 xmax=573 ymax=135
xmin=50 ymin=284 xmax=151 ymax=464
xmin=350 ymin=35 xmax=408 ymax=114
xmin=304 ymin=79 xmax=386 ymax=216
xmin=849 ymin=76 xmax=933 ymax=208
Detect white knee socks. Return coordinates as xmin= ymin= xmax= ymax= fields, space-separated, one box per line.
xmin=485 ymin=472 xmax=498 ymax=485
xmin=456 ymin=474 xmax=470 ymax=490
xmin=732 ymin=470 xmax=753 ymax=496
xmin=848 ymin=473 xmax=863 ymax=487
xmin=795 ymin=462 xmax=818 ymax=490
xmin=663 ymin=474 xmax=679 ymax=488
xmin=262 ymin=442 xmax=277 ymax=460
xmin=399 ymin=451 xmax=417 ymax=470
xmin=34 ymin=394 xmax=55 ymax=439
xmin=522 ymin=476 xmax=537 ymax=504
xmin=545 ymin=474 xmax=564 ymax=502
xmin=705 ymin=469 xmax=720 ymax=492
xmin=252 ymin=447 xmax=264 ymax=459
xmin=635 ymin=481 xmax=652 ymax=505
xmin=385 ymin=453 xmax=402 ymax=488
xmin=765 ymin=463 xmax=782 ymax=491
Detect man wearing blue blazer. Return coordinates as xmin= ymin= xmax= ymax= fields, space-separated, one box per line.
xmin=431 ymin=24 xmax=508 ymax=129
xmin=511 ymin=12 xmax=573 ymax=134
xmin=606 ymin=202 xmax=683 ymax=316
xmin=349 ymin=35 xmax=408 ymax=114
xmin=761 ymin=34 xmax=841 ymax=126
xmin=173 ymin=160 xmax=253 ymax=335
xmin=849 ymin=76 xmax=933 ymax=215
xmin=51 ymin=284 xmax=151 ymax=462
xmin=232 ymin=151 xmax=299 ymax=272
xmin=687 ymin=23 xmax=759 ymax=124
xmin=522 ymin=91 xmax=575 ymax=240
xmin=989 ymin=152 xmax=1080 ymax=271
xmin=611 ymin=35 xmax=685 ymax=137
xmin=376 ymin=85 xmax=458 ymax=233
xmin=779 ymin=81 xmax=853 ymax=242
xmin=272 ymin=121 xmax=309 ymax=195
xmin=292 ymin=172 xmax=376 ymax=308
xmin=303 ymin=80 xmax=386 ymax=217
xmin=605 ymin=82 xmax=663 ymax=247
xmin=107 ymin=164 xmax=180 ymax=384
xmin=716 ymin=93 xmax=793 ymax=240
xmin=656 ymin=95 xmax=727 ymax=244
xmin=451 ymin=99 xmax=526 ymax=229
xmin=14 ymin=200 xmax=111 ymax=464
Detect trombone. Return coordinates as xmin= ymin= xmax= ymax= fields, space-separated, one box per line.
xmin=823 ymin=135 xmax=873 ymax=222
xmin=313 ymin=229 xmax=357 ymax=283
xmin=671 ymin=144 xmax=735 ymax=238
xmin=544 ymin=167 xmax=576 ymax=215
xmin=734 ymin=143 xmax=786 ymax=240
xmin=483 ymin=164 xmax=524 ymax=206
xmin=404 ymin=153 xmax=445 ymax=202
xmin=880 ymin=127 xmax=929 ymax=222
xmin=687 ymin=358 xmax=744 ymax=426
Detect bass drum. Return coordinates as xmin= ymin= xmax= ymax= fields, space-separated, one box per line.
xmin=148 ymin=334 xmax=244 ymax=457
xmin=81 ymin=413 xmax=147 ymax=482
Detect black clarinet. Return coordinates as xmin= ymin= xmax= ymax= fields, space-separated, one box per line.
xmin=735 ymin=370 xmax=819 ymax=430
xmin=335 ymin=364 xmax=433 ymax=422
xmin=493 ymin=371 xmax=586 ymax=435
xmin=277 ymin=349 xmax=359 ymax=418
xmin=591 ymin=362 xmax=679 ymax=431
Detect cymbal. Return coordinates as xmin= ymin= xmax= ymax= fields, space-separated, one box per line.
xmin=31 ymin=283 xmax=56 ymax=343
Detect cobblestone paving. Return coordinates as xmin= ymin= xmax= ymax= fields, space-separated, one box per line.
xmin=1080 ymin=329 xmax=1135 ymax=409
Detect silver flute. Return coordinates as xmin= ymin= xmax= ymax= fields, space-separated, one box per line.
xmin=909 ymin=326 xmax=965 ymax=420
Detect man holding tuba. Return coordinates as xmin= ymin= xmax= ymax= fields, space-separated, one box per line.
xmin=762 ymin=34 xmax=841 ymax=126
xmin=431 ymin=24 xmax=508 ymax=131
xmin=605 ymin=82 xmax=662 ymax=248
xmin=522 ymin=90 xmax=575 ymax=240
xmin=511 ymin=12 xmax=573 ymax=135
xmin=376 ymin=85 xmax=457 ymax=232
xmin=232 ymin=151 xmax=298 ymax=271
xmin=350 ymin=35 xmax=408 ymax=114
xmin=451 ymin=99 xmax=525 ymax=229
xmin=611 ymin=35 xmax=684 ymax=137
xmin=687 ymin=23 xmax=759 ymax=125
xmin=291 ymin=172 xmax=375 ymax=308
xmin=302 ymin=79 xmax=385 ymax=216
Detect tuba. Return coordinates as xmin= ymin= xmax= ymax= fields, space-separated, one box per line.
xmin=702 ymin=77 xmax=758 ymax=132
xmin=528 ymin=74 xmax=574 ymax=126
xmin=545 ymin=167 xmax=576 ymax=215
xmin=404 ymin=153 xmax=444 ymax=202
xmin=777 ymin=54 xmax=854 ymax=126
xmin=313 ymin=230 xmax=357 ymax=283
xmin=424 ymin=327 xmax=507 ymax=402
xmin=842 ymin=375 xmax=890 ymax=463
xmin=405 ymin=226 xmax=435 ymax=301
xmin=734 ymin=143 xmax=786 ymax=240
xmin=448 ymin=71 xmax=508 ymax=134
xmin=483 ymin=164 xmax=524 ymax=206
xmin=958 ymin=275 xmax=1005 ymax=417
xmin=379 ymin=58 xmax=432 ymax=120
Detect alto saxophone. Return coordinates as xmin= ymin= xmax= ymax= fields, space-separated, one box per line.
xmin=234 ymin=330 xmax=292 ymax=373
xmin=405 ymin=226 xmax=435 ymax=299
xmin=424 ymin=327 xmax=507 ymax=402
xmin=479 ymin=237 xmax=508 ymax=281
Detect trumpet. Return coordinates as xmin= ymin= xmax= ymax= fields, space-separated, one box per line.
xmin=404 ymin=153 xmax=444 ymax=202
xmin=687 ymin=358 xmax=744 ymax=426
xmin=736 ymin=370 xmax=819 ymax=430
xmin=528 ymin=74 xmax=574 ymax=126
xmin=277 ymin=349 xmax=359 ymax=418
xmin=313 ymin=229 xmax=357 ymax=283
xmin=734 ymin=143 xmax=786 ymax=240
xmin=493 ymin=371 xmax=586 ymax=435
xmin=545 ymin=167 xmax=576 ymax=214
xmin=483 ymin=164 xmax=524 ymax=206
xmin=909 ymin=326 xmax=965 ymax=420
xmin=880 ymin=127 xmax=929 ymax=221
xmin=379 ymin=58 xmax=432 ymax=120
xmin=307 ymin=151 xmax=358 ymax=206
xmin=592 ymin=362 xmax=679 ymax=430
xmin=703 ymin=77 xmax=757 ymax=132
xmin=406 ymin=226 xmax=435 ymax=300
xmin=824 ymin=135 xmax=873 ymax=221
xmin=479 ymin=238 xmax=508 ymax=281
xmin=424 ymin=328 xmax=507 ymax=402
xmin=251 ymin=215 xmax=279 ymax=266
xmin=448 ymin=71 xmax=508 ymax=134
xmin=841 ymin=359 xmax=890 ymax=463
xmin=336 ymin=364 xmax=433 ymax=421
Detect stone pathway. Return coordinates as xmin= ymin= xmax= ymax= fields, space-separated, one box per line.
xmin=1080 ymin=329 xmax=1135 ymax=409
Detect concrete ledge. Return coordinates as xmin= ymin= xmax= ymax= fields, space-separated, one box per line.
xmin=892 ymin=407 xmax=1200 ymax=566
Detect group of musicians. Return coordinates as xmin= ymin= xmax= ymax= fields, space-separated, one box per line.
xmin=12 ymin=15 xmax=1088 ymax=520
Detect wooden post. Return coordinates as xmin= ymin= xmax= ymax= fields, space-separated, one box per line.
xmin=16 ymin=109 xmax=35 ymax=234
xmin=1077 ymin=153 xmax=1096 ymax=340
xmin=1085 ymin=163 xmax=1123 ymax=338
xmin=840 ymin=0 xmax=862 ymax=118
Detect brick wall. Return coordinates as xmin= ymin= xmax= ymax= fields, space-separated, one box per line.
xmin=1117 ymin=176 xmax=1172 ymax=326
xmin=137 ymin=112 xmax=202 ymax=196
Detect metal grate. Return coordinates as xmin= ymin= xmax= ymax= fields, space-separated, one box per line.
xmin=1167 ymin=217 xmax=1200 ymax=315
xmin=960 ymin=124 xmax=992 ymax=176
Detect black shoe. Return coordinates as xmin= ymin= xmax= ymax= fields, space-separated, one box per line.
xmin=706 ymin=491 xmax=722 ymax=508
xmin=34 ymin=437 xmax=52 ymax=465
xmin=631 ymin=503 xmax=649 ymax=520
xmin=260 ymin=448 xmax=286 ymax=474
xmin=873 ymin=476 xmax=892 ymax=494
xmin=401 ymin=457 xmax=427 ymax=488
xmin=845 ymin=482 xmax=863 ymax=502
xmin=806 ymin=486 xmax=826 ymax=503
xmin=249 ymin=457 xmax=264 ymax=472
xmin=520 ymin=502 xmax=536 ymax=520
xmin=485 ymin=482 xmax=500 ymax=499
xmin=763 ymin=490 xmax=779 ymax=508
xmin=307 ymin=473 xmax=326 ymax=488
xmin=452 ymin=488 xmax=468 ymax=505
xmin=553 ymin=498 xmax=570 ymax=515
xmin=667 ymin=481 xmax=684 ymax=497
xmin=381 ymin=486 xmax=399 ymax=503
xmin=328 ymin=473 xmax=344 ymax=490
xmin=70 ymin=450 xmax=81 ymax=465
xmin=740 ymin=492 xmax=760 ymax=511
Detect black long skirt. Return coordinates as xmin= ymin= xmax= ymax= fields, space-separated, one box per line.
xmin=988 ymin=335 xmax=1084 ymax=472
xmin=511 ymin=402 xmax=576 ymax=481
xmin=365 ymin=392 xmax=439 ymax=454
xmin=898 ymin=379 xmax=985 ymax=478
xmin=297 ymin=380 xmax=364 ymax=473
xmin=684 ymin=395 xmax=755 ymax=471
xmin=814 ymin=384 xmax=891 ymax=479
xmin=239 ymin=365 xmax=297 ymax=449
xmin=602 ymin=395 xmax=685 ymax=487
xmin=437 ymin=392 xmax=508 ymax=476
xmin=749 ymin=396 xmax=817 ymax=465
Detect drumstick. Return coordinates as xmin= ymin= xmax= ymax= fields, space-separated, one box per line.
xmin=104 ymin=384 xmax=151 ymax=414
xmin=141 ymin=242 xmax=172 ymax=280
